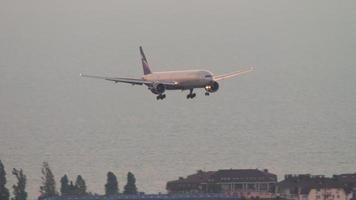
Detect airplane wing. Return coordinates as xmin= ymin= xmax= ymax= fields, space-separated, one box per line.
xmin=213 ymin=67 xmax=254 ymax=81
xmin=80 ymin=74 xmax=177 ymax=86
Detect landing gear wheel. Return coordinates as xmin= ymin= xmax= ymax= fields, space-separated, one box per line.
xmin=186 ymin=93 xmax=196 ymax=99
xmin=156 ymin=94 xmax=166 ymax=100
xmin=205 ymin=92 xmax=210 ymax=96
xmin=186 ymin=89 xmax=196 ymax=99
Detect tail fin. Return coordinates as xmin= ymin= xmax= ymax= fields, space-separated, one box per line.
xmin=140 ymin=46 xmax=152 ymax=75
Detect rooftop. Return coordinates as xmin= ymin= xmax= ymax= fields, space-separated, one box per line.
xmin=167 ymin=170 xmax=215 ymax=185
xmin=278 ymin=174 xmax=354 ymax=194
xmin=209 ymin=169 xmax=277 ymax=183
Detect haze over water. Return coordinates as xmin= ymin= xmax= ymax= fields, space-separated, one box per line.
xmin=1 ymin=1 xmax=355 ymax=199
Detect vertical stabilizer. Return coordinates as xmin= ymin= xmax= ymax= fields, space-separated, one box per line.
xmin=140 ymin=46 xmax=152 ymax=75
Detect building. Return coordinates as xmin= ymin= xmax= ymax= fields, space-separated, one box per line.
xmin=307 ymin=188 xmax=351 ymax=200
xmin=166 ymin=169 xmax=277 ymax=199
xmin=278 ymin=174 xmax=323 ymax=199
xmin=44 ymin=193 xmax=240 ymax=200
xmin=333 ymin=174 xmax=356 ymax=200
xmin=333 ymin=174 xmax=356 ymax=188
xmin=208 ymin=169 xmax=277 ymax=198
xmin=277 ymin=174 xmax=354 ymax=200
xmin=166 ymin=170 xmax=215 ymax=194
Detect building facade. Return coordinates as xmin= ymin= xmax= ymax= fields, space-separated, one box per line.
xmin=208 ymin=169 xmax=277 ymax=198
xmin=307 ymin=188 xmax=351 ymax=200
xmin=166 ymin=170 xmax=215 ymax=194
xmin=166 ymin=169 xmax=277 ymax=199
xmin=277 ymin=174 xmax=355 ymax=200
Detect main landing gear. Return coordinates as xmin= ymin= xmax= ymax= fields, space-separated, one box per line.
xmin=205 ymin=92 xmax=210 ymax=96
xmin=156 ymin=94 xmax=166 ymax=100
xmin=186 ymin=89 xmax=196 ymax=99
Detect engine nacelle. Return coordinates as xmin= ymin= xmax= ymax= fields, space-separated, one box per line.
xmin=205 ymin=81 xmax=219 ymax=93
xmin=150 ymin=83 xmax=165 ymax=94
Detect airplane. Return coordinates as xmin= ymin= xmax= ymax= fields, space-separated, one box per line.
xmin=80 ymin=46 xmax=253 ymax=100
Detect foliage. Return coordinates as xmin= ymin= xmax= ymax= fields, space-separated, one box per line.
xmin=12 ymin=168 xmax=27 ymax=200
xmin=68 ymin=181 xmax=76 ymax=195
xmin=123 ymin=172 xmax=137 ymax=195
xmin=60 ymin=175 xmax=87 ymax=196
xmin=39 ymin=162 xmax=57 ymax=199
xmin=105 ymin=172 xmax=118 ymax=195
xmin=74 ymin=175 xmax=86 ymax=195
xmin=60 ymin=175 xmax=69 ymax=196
xmin=0 ymin=160 xmax=10 ymax=200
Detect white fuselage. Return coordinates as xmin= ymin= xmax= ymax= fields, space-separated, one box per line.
xmin=143 ymin=70 xmax=214 ymax=90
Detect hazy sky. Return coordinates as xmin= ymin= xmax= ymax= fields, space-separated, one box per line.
xmin=1 ymin=1 xmax=355 ymax=199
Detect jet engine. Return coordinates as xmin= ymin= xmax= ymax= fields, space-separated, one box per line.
xmin=150 ymin=83 xmax=165 ymax=94
xmin=205 ymin=81 xmax=219 ymax=93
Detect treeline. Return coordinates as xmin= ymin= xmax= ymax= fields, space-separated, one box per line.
xmin=0 ymin=160 xmax=27 ymax=200
xmin=0 ymin=160 xmax=138 ymax=200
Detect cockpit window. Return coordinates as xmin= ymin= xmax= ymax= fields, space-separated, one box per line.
xmin=205 ymin=75 xmax=212 ymax=78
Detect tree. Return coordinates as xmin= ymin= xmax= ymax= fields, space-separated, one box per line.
xmin=68 ymin=181 xmax=76 ymax=195
xmin=123 ymin=172 xmax=137 ymax=195
xmin=74 ymin=175 xmax=86 ymax=195
xmin=60 ymin=175 xmax=69 ymax=196
xmin=0 ymin=160 xmax=10 ymax=200
xmin=39 ymin=162 xmax=57 ymax=199
xmin=105 ymin=172 xmax=118 ymax=195
xmin=12 ymin=168 xmax=27 ymax=200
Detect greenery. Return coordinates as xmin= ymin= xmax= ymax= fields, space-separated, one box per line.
xmin=11 ymin=168 xmax=27 ymax=200
xmin=39 ymin=162 xmax=57 ymax=199
xmin=68 ymin=181 xmax=76 ymax=195
xmin=123 ymin=172 xmax=137 ymax=195
xmin=0 ymin=160 xmax=10 ymax=200
xmin=1 ymin=160 xmax=143 ymax=198
xmin=60 ymin=175 xmax=69 ymax=196
xmin=60 ymin=174 xmax=87 ymax=196
xmin=74 ymin=175 xmax=86 ymax=195
xmin=105 ymin=172 xmax=119 ymax=195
